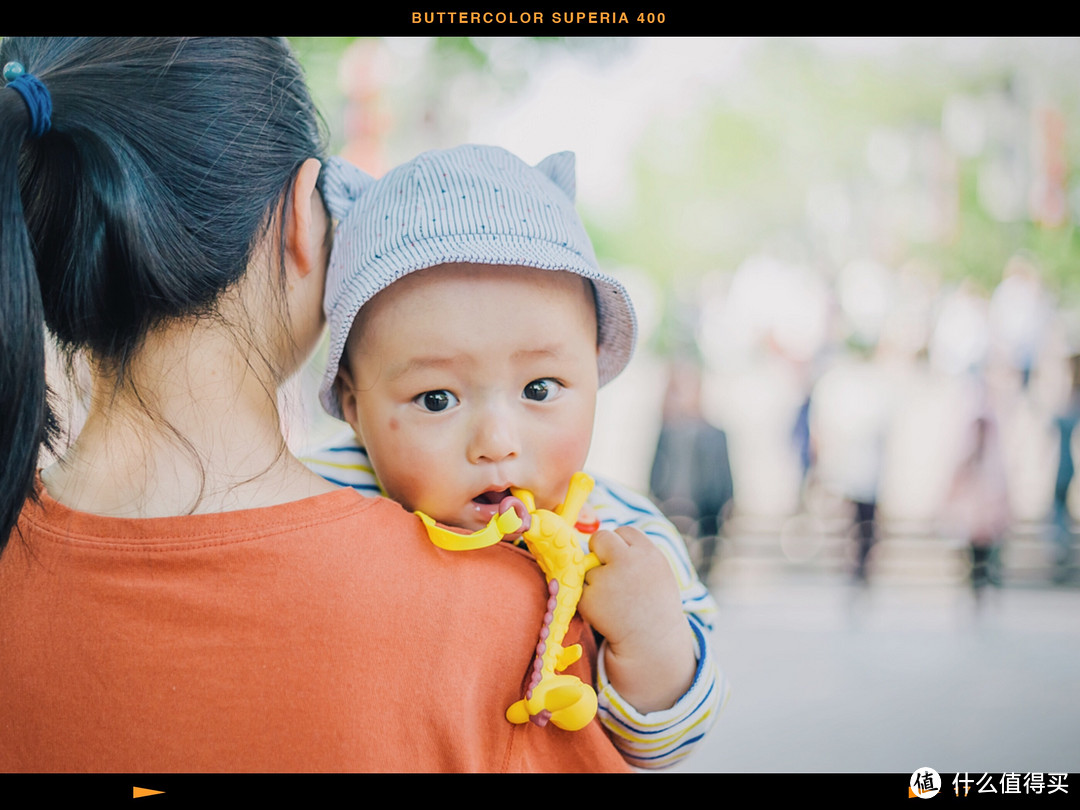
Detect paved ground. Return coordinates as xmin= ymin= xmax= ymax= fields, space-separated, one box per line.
xmin=666 ymin=564 xmax=1080 ymax=774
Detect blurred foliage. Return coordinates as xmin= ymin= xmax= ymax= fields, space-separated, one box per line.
xmin=292 ymin=36 xmax=1080 ymax=313
xmin=289 ymin=37 xmax=622 ymax=154
xmin=913 ymin=159 xmax=1080 ymax=296
xmin=611 ymin=39 xmax=1080 ymax=301
xmin=291 ymin=36 xmax=583 ymax=75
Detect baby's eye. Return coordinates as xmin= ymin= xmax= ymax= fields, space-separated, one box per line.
xmin=523 ymin=378 xmax=562 ymax=402
xmin=414 ymin=390 xmax=459 ymax=412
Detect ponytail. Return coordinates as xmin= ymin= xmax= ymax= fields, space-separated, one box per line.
xmin=0 ymin=78 xmax=58 ymax=551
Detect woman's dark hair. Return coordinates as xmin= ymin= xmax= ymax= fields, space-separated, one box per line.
xmin=0 ymin=37 xmax=328 ymax=552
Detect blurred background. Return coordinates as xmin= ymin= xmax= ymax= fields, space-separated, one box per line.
xmin=294 ymin=38 xmax=1080 ymax=773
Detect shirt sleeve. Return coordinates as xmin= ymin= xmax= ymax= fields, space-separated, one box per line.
xmin=297 ymin=428 xmax=384 ymax=496
xmin=596 ymin=618 xmax=729 ymax=768
xmin=586 ymin=475 xmax=729 ymax=768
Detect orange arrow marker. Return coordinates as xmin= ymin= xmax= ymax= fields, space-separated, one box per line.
xmin=133 ymin=787 xmax=165 ymax=798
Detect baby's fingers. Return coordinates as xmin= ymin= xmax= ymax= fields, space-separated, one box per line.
xmin=591 ymin=526 xmax=652 ymax=560
xmin=587 ymin=528 xmax=631 ymax=564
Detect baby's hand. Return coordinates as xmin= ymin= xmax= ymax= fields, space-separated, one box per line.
xmin=577 ymin=527 xmax=697 ymax=714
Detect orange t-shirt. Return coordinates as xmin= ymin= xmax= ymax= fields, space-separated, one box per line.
xmin=0 ymin=485 xmax=631 ymax=773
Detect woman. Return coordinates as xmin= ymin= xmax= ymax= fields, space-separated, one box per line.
xmin=0 ymin=37 xmax=629 ymax=773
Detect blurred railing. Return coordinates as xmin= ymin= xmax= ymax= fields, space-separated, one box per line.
xmin=710 ymin=515 xmax=1080 ymax=588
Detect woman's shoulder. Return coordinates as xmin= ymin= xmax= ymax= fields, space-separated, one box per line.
xmin=18 ymin=479 xmax=385 ymax=545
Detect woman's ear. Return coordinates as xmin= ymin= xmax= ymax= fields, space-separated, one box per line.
xmin=284 ymin=157 xmax=327 ymax=279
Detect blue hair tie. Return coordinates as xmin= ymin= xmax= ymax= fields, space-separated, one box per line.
xmin=4 ymin=62 xmax=52 ymax=138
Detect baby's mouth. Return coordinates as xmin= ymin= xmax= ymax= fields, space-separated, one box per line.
xmin=472 ymin=488 xmax=531 ymax=534
xmin=472 ymin=488 xmax=512 ymax=505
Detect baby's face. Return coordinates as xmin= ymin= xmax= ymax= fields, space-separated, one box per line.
xmin=337 ymin=263 xmax=600 ymax=531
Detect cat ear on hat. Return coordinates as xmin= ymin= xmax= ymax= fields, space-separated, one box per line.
xmin=535 ymin=151 xmax=576 ymax=201
xmin=319 ymin=156 xmax=376 ymax=221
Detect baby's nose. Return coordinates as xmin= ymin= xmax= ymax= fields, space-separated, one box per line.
xmin=468 ymin=408 xmax=519 ymax=464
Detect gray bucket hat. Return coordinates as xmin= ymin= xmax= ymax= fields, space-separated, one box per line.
xmin=317 ymin=144 xmax=638 ymax=420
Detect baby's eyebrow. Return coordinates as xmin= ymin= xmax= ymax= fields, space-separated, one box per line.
xmin=510 ymin=346 xmax=563 ymax=362
xmin=386 ymin=345 xmax=566 ymax=381
xmin=386 ymin=355 xmax=465 ymax=381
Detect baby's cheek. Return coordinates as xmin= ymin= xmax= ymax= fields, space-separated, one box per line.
xmin=380 ymin=463 xmax=442 ymax=514
xmin=370 ymin=435 xmax=446 ymax=506
xmin=564 ymin=419 xmax=594 ymax=466
xmin=543 ymin=429 xmax=592 ymax=492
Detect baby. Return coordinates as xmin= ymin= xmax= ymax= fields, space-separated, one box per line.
xmin=306 ymin=145 xmax=726 ymax=767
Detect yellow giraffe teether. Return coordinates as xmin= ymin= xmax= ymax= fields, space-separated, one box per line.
xmin=414 ymin=472 xmax=601 ymax=731
xmin=504 ymin=472 xmax=601 ymax=731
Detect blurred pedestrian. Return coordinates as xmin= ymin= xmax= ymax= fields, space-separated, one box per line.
xmin=945 ymin=411 xmax=1010 ymax=601
xmin=1050 ymin=353 xmax=1080 ymax=583
xmin=989 ymin=253 xmax=1053 ymax=390
xmin=650 ymin=359 xmax=734 ymax=586
xmin=809 ymin=339 xmax=893 ymax=584
xmin=792 ymin=390 xmax=815 ymax=505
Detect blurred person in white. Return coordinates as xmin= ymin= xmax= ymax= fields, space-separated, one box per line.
xmin=809 ymin=338 xmax=895 ymax=583
xmin=303 ymin=145 xmax=728 ymax=768
xmin=989 ymin=253 xmax=1054 ymax=391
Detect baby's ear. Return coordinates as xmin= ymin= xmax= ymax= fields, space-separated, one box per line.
xmin=320 ymin=156 xmax=376 ymax=221
xmin=535 ymin=151 xmax=576 ymax=202
xmin=334 ymin=365 xmax=364 ymax=443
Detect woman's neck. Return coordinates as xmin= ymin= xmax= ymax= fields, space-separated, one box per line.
xmin=41 ymin=319 xmax=337 ymax=517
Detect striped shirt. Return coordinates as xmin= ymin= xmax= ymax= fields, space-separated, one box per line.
xmin=301 ymin=428 xmax=728 ymax=768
